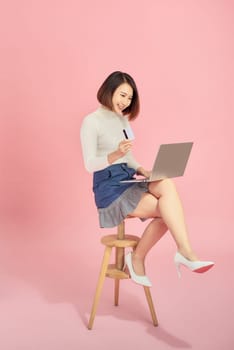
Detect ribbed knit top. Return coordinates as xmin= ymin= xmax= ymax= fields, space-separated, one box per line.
xmin=80 ymin=106 xmax=140 ymax=173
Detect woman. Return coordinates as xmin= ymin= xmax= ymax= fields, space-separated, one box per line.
xmin=80 ymin=71 xmax=214 ymax=287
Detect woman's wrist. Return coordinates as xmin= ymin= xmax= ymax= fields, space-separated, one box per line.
xmin=136 ymin=166 xmax=145 ymax=175
xmin=108 ymin=150 xmax=122 ymax=164
xmin=137 ymin=167 xmax=151 ymax=178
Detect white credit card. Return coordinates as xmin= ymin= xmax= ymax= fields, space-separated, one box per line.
xmin=123 ymin=126 xmax=135 ymax=140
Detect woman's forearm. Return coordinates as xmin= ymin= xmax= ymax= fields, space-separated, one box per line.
xmin=107 ymin=150 xmax=123 ymax=165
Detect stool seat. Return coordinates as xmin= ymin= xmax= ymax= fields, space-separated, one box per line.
xmin=87 ymin=220 xmax=158 ymax=329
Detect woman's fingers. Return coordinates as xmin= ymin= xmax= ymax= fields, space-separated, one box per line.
xmin=119 ymin=140 xmax=132 ymax=154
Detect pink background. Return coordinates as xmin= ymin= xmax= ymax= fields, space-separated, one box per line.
xmin=0 ymin=1 xmax=233 ymax=349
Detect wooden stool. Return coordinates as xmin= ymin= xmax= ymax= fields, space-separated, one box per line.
xmin=87 ymin=220 xmax=158 ymax=329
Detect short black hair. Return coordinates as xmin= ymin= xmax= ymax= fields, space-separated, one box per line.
xmin=97 ymin=71 xmax=140 ymax=120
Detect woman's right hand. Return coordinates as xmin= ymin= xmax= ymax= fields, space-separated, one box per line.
xmin=118 ymin=140 xmax=132 ymax=156
xmin=108 ymin=140 xmax=132 ymax=165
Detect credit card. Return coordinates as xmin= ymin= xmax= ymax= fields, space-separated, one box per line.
xmin=123 ymin=127 xmax=135 ymax=140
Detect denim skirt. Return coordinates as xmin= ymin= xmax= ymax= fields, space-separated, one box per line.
xmin=93 ymin=163 xmax=148 ymax=228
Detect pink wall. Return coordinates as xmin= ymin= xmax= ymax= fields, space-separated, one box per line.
xmin=0 ymin=0 xmax=233 ymax=253
xmin=0 ymin=1 xmax=234 ymax=349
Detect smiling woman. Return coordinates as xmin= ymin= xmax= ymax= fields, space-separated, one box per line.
xmin=80 ymin=71 xmax=214 ymax=287
xmin=112 ymin=83 xmax=133 ymax=115
xmin=96 ymin=71 xmax=139 ymax=120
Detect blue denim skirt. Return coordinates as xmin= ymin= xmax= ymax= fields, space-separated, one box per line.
xmin=93 ymin=163 xmax=148 ymax=227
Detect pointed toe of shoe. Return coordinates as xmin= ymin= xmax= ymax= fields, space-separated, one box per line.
xmin=131 ymin=274 xmax=152 ymax=287
xmin=138 ymin=276 xmax=152 ymax=287
xmin=193 ymin=261 xmax=214 ymax=273
xmin=125 ymin=252 xmax=152 ymax=287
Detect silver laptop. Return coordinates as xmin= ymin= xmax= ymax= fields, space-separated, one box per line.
xmin=120 ymin=142 xmax=193 ymax=183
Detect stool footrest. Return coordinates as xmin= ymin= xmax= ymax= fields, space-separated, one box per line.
xmin=106 ymin=264 xmax=130 ymax=279
xmin=101 ymin=234 xmax=140 ymax=248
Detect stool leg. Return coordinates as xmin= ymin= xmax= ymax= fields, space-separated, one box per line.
xmin=114 ymin=278 xmax=120 ymax=306
xmin=114 ymin=245 xmax=124 ymax=306
xmin=143 ymin=286 xmax=158 ymax=326
xmin=87 ymin=246 xmax=112 ymax=330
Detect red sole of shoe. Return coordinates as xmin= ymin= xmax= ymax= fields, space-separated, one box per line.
xmin=193 ymin=265 xmax=214 ymax=273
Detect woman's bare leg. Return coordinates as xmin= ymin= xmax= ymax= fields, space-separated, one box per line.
xmin=148 ymin=179 xmax=198 ymax=260
xmin=129 ymin=179 xmax=198 ymax=275
xmin=132 ymin=218 xmax=168 ymax=275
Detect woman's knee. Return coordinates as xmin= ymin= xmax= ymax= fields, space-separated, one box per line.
xmin=153 ymin=217 xmax=166 ymax=226
xmin=152 ymin=217 xmax=168 ymax=232
xmin=149 ymin=178 xmax=176 ymax=196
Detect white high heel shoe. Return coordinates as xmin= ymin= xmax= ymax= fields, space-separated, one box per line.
xmin=124 ymin=252 xmax=152 ymax=287
xmin=174 ymin=252 xmax=214 ymax=278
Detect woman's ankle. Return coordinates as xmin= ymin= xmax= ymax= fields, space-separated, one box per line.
xmin=177 ymin=248 xmax=199 ymax=261
xmin=132 ymin=252 xmax=146 ymax=275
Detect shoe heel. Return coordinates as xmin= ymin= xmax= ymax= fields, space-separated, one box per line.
xmin=175 ymin=263 xmax=181 ymax=278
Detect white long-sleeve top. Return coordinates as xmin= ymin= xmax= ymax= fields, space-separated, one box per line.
xmin=80 ymin=106 xmax=141 ymax=173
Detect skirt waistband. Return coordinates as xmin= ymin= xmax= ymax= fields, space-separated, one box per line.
xmin=93 ymin=163 xmax=136 ymax=208
xmin=93 ymin=163 xmax=136 ymax=185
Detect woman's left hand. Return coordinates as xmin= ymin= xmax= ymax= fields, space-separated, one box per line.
xmin=136 ymin=167 xmax=151 ymax=178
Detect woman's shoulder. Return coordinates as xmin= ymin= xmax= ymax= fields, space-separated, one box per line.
xmin=81 ymin=108 xmax=101 ymax=128
xmin=85 ymin=106 xmax=113 ymax=120
xmin=83 ymin=108 xmax=100 ymax=121
xmin=83 ymin=106 xmax=116 ymax=124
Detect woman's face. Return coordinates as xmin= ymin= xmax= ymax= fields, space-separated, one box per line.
xmin=112 ymin=83 xmax=133 ymax=115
